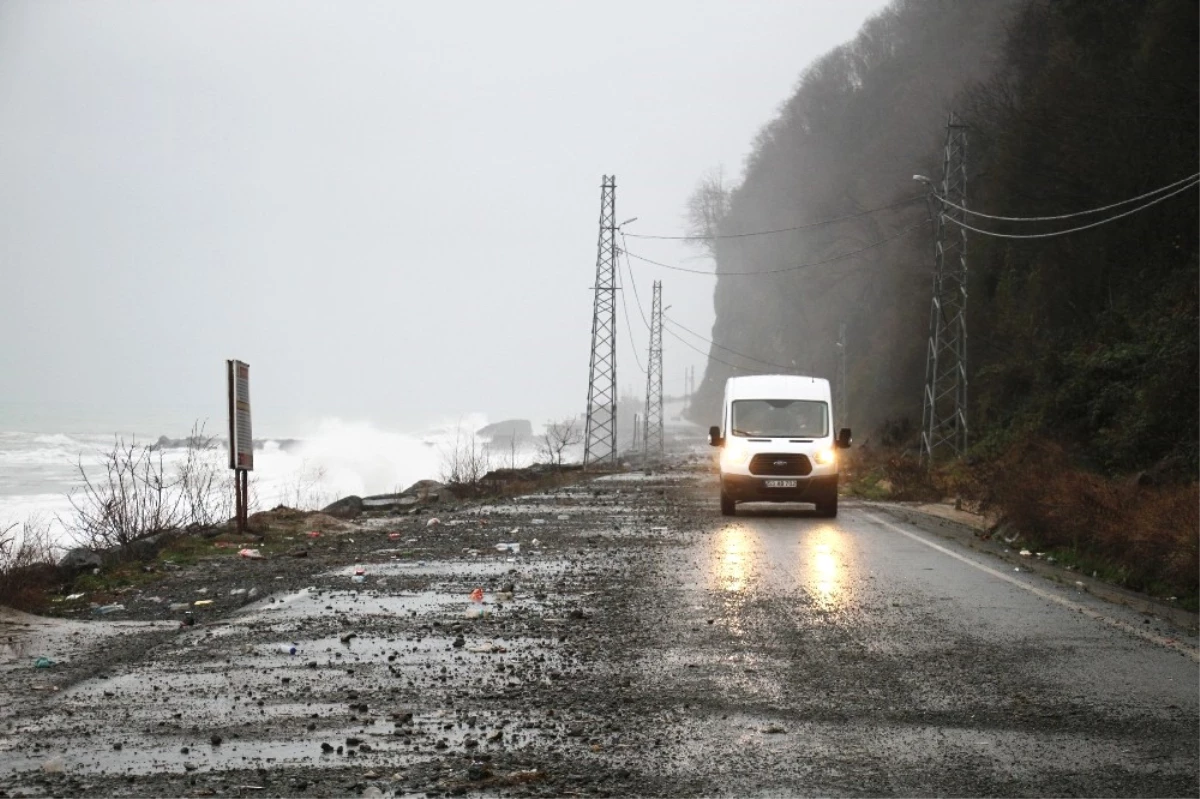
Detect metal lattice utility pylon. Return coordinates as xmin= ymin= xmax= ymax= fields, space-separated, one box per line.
xmin=584 ymin=176 xmax=619 ymax=469
xmin=643 ymin=281 xmax=664 ymax=464
xmin=921 ymin=114 xmax=969 ymax=464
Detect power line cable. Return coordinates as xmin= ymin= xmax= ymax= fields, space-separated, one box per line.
xmin=933 ymin=171 xmax=1199 ymax=222
xmin=624 ymin=195 xmax=925 ymax=240
xmin=939 ymin=178 xmax=1199 ymax=240
xmin=664 ymin=315 xmax=797 ymax=373
xmin=616 ymin=279 xmax=646 ymax=374
xmin=625 ymin=221 xmax=928 ymax=276
xmin=618 ymin=232 xmax=651 ymax=330
xmin=661 ymin=323 xmax=783 ymax=376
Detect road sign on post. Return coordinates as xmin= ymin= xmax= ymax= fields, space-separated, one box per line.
xmin=227 ymin=360 xmax=253 ymax=471
xmin=227 ymin=360 xmax=253 ymax=531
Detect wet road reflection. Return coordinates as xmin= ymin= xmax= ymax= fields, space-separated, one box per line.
xmin=804 ymin=525 xmax=846 ymax=610
xmin=707 ymin=513 xmax=856 ymax=613
xmin=712 ymin=525 xmax=758 ymax=594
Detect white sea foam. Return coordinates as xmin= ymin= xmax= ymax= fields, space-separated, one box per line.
xmin=0 ymin=414 xmax=542 ymax=552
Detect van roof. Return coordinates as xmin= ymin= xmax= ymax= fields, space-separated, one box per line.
xmin=724 ymin=374 xmax=830 ymax=402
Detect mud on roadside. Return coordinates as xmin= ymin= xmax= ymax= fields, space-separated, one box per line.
xmin=0 ymin=464 xmax=717 ymax=798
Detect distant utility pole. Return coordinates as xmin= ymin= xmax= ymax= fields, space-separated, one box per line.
xmin=584 ymin=175 xmax=619 ymax=469
xmin=643 ymin=281 xmax=665 ymax=465
xmin=835 ymin=322 xmax=847 ymax=430
xmin=920 ymin=113 xmax=969 ymax=464
xmin=631 ymin=412 xmax=641 ymax=453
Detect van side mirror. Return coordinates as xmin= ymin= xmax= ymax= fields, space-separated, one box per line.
xmin=836 ymin=428 xmax=852 ymax=449
xmin=708 ymin=426 xmax=723 ymax=447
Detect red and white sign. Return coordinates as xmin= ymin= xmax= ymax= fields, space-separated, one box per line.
xmin=227 ymin=359 xmax=253 ymax=471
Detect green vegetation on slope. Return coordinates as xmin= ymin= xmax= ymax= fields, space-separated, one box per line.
xmin=691 ymin=0 xmax=1198 ymax=477
xmin=962 ymin=0 xmax=1199 ymax=474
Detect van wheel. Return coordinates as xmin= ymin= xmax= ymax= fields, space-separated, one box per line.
xmin=816 ymin=494 xmax=838 ymax=518
xmin=720 ymin=490 xmax=736 ymax=516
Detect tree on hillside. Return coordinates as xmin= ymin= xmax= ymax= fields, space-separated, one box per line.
xmin=687 ymin=0 xmax=1018 ymax=437
xmin=685 ymin=167 xmax=731 ymax=260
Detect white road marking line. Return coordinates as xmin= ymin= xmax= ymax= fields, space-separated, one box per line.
xmin=860 ymin=511 xmax=1200 ymax=662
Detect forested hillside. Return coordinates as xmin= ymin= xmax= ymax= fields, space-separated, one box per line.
xmin=689 ymin=0 xmax=1198 ymax=476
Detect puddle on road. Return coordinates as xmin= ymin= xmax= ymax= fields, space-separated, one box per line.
xmin=591 ymin=473 xmax=695 ymax=483
xmin=232 ymin=586 xmax=463 ymax=622
xmin=0 ymin=707 xmax=550 ymax=777
xmin=467 ymin=503 xmax=634 ymax=516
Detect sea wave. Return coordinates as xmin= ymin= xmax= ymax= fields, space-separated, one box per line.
xmin=0 ymin=414 xmax=536 ymax=550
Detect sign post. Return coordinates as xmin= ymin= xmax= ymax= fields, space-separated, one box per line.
xmin=227 ymin=360 xmax=253 ymax=532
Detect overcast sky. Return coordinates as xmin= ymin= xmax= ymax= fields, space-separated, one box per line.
xmin=0 ymin=0 xmax=888 ymax=437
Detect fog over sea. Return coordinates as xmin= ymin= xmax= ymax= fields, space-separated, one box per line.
xmin=0 ymin=409 xmax=536 ymax=550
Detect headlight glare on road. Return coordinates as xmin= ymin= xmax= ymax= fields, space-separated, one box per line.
xmin=814 ymin=447 xmax=837 ymax=466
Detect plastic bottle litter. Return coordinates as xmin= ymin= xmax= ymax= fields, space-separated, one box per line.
xmin=352 ymin=565 xmax=366 ymax=583
xmin=280 ymin=643 xmax=299 ymax=655
xmin=238 ymin=548 xmax=264 ymax=559
xmin=494 ymin=542 xmax=520 ymax=554
xmin=181 ymin=611 xmax=196 ymax=627
xmin=94 ymin=603 xmax=125 ymax=615
xmin=469 ymin=587 xmax=484 ymax=603
xmin=426 ymin=518 xmax=441 ymax=528
xmin=34 ymin=657 xmax=55 ymax=669
xmin=307 ymin=531 xmax=321 ymax=538
xmin=194 ymin=599 xmax=214 ymax=607
xmin=388 ymin=533 xmax=402 ymax=540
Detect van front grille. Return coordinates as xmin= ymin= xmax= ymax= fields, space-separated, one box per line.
xmin=748 ymin=453 xmax=812 ymax=476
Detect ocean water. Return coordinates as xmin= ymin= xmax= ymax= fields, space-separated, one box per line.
xmin=0 ymin=414 xmax=540 ymax=551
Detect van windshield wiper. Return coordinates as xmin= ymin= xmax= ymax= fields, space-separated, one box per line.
xmin=731 ymin=428 xmax=751 ymax=436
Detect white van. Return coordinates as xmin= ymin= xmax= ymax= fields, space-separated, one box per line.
xmin=707 ymin=374 xmax=851 ymax=517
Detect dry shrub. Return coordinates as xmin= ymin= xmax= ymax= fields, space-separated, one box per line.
xmin=844 ymin=446 xmax=942 ymax=502
xmin=986 ymin=438 xmax=1199 ymax=596
xmin=66 ymin=423 xmax=231 ymax=552
xmin=0 ymin=516 xmax=59 ymax=610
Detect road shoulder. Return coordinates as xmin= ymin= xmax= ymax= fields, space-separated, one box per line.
xmin=869 ymin=500 xmax=1200 ymax=634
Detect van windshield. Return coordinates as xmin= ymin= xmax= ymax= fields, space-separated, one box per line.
xmin=731 ymin=399 xmax=828 ymax=438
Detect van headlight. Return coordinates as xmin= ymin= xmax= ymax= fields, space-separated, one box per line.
xmin=721 ymin=440 xmax=750 ymax=467
xmin=813 ymin=448 xmax=837 ymax=466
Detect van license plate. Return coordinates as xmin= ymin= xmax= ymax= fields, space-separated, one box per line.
xmin=764 ymin=479 xmax=797 ymax=488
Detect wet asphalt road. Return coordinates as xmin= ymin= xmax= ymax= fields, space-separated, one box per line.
xmin=1 ymin=466 xmax=1197 ymax=797
xmin=645 ymin=498 xmax=1198 ymax=796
